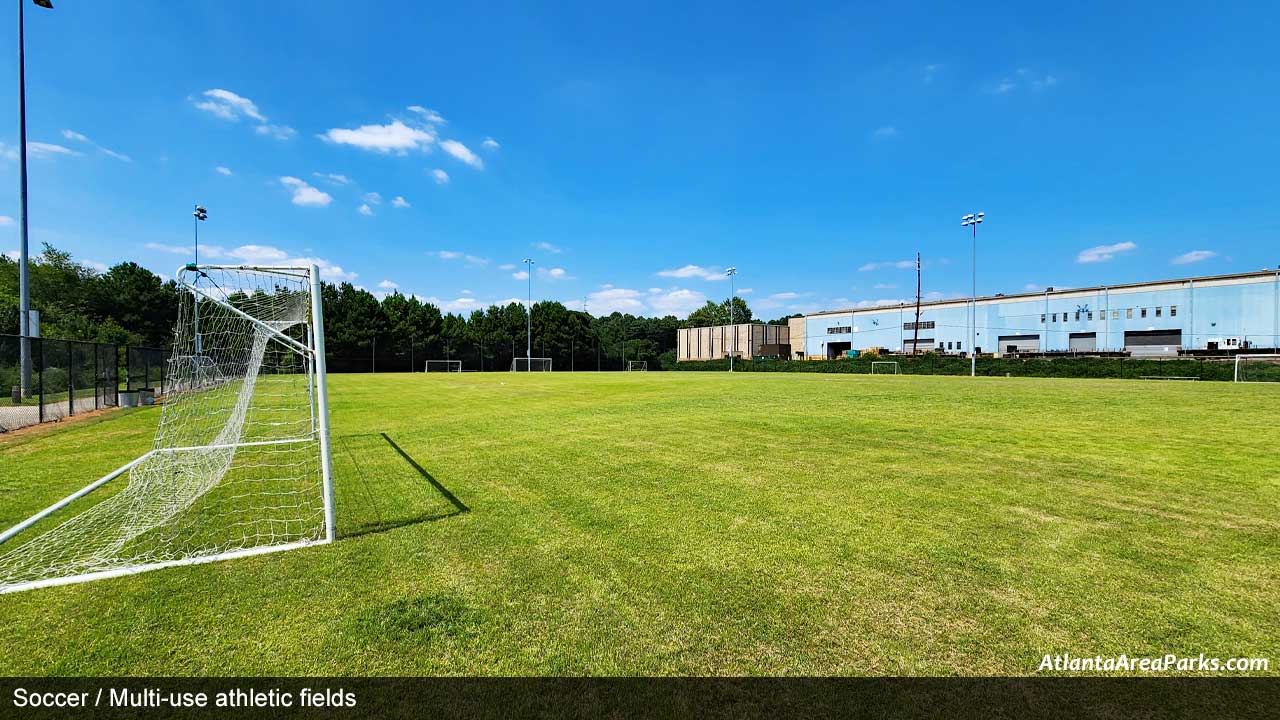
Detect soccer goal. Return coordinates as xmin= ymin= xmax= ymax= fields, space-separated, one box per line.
xmin=424 ymin=359 xmax=462 ymax=373
xmin=1234 ymin=354 xmax=1280 ymax=383
xmin=511 ymin=357 xmax=552 ymax=372
xmin=0 ymin=264 xmax=335 ymax=594
xmin=627 ymin=361 xmax=648 ymax=372
xmin=871 ymin=361 xmax=899 ymax=375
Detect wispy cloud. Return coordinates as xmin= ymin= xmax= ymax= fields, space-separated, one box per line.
xmin=279 ymin=176 xmax=333 ymax=207
xmin=255 ymin=124 xmax=296 ymax=140
xmin=482 ymin=137 xmax=500 ymax=150
xmin=192 ymin=89 xmax=293 ymax=140
xmin=434 ymin=250 xmax=488 ymax=266
xmin=378 ymin=279 xmax=399 ymax=290
xmin=312 ymin=172 xmax=351 ymax=185
xmin=871 ymin=126 xmax=898 ymax=140
xmin=873 ymin=283 xmax=897 ymax=289
xmin=321 ymin=119 xmax=436 ymax=154
xmin=362 ymin=192 xmax=383 ymax=205
xmin=858 ymin=259 xmax=915 ymax=272
xmin=215 ymin=166 xmax=232 ymax=176
xmin=0 ymin=216 xmax=14 ymax=227
xmin=990 ymin=68 xmax=1060 ymax=94
xmin=656 ymin=264 xmax=729 ymax=281
xmin=439 ymin=139 xmax=483 ymax=169
xmin=392 ymin=196 xmax=410 ymax=208
xmin=431 ymin=168 xmax=449 ymax=185
xmin=28 ymin=142 xmax=81 ymax=158
xmin=1076 ymin=241 xmax=1136 ymax=264
xmin=923 ymin=63 xmax=942 ymax=83
xmin=533 ymin=241 xmax=562 ymax=254
xmin=538 ymin=267 xmax=571 ymax=280
xmin=1171 ymin=249 xmax=1216 ymax=265
xmin=357 ymin=203 xmax=374 ymax=216
xmin=148 ymin=241 xmax=354 ymax=282
xmin=512 ymin=270 xmax=529 ymax=280
xmin=407 ymin=106 xmax=446 ymax=125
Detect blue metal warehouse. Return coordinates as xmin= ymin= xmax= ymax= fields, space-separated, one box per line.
xmin=788 ymin=269 xmax=1280 ymax=359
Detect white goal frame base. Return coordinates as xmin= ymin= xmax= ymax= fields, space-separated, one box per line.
xmin=424 ymin=359 xmax=462 ymax=373
xmin=1234 ymin=354 xmax=1280 ymax=383
xmin=871 ymin=361 xmax=900 ymax=375
xmin=627 ymin=361 xmax=648 ymax=372
xmin=0 ymin=264 xmax=336 ymax=595
xmin=511 ymin=357 xmax=553 ymax=372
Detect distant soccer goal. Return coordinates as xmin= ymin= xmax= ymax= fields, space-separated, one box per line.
xmin=871 ymin=361 xmax=899 ymax=375
xmin=1234 ymin=354 xmax=1280 ymax=383
xmin=0 ymin=264 xmax=334 ymax=595
xmin=424 ymin=360 xmax=462 ymax=373
xmin=627 ymin=361 xmax=648 ymax=372
xmin=511 ymin=357 xmax=552 ymax=372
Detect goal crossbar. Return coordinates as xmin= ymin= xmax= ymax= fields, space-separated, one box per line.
xmin=511 ymin=357 xmax=553 ymax=371
xmin=871 ymin=361 xmax=899 ymax=374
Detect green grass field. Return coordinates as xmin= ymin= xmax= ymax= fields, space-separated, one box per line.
xmin=0 ymin=373 xmax=1277 ymax=676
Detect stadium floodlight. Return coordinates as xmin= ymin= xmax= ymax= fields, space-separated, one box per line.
xmin=726 ymin=267 xmax=737 ymax=372
xmin=16 ymin=0 xmax=56 ymax=400
xmin=0 ymin=264 xmax=336 ymax=594
xmin=523 ymin=258 xmax=535 ymax=372
xmin=960 ymin=211 xmax=985 ymax=377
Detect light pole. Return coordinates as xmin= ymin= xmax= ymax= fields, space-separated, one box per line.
xmin=522 ymin=258 xmax=534 ymax=371
xmin=961 ymin=212 xmax=984 ymax=377
xmin=16 ymin=0 xmax=54 ymax=398
xmin=192 ymin=205 xmax=207 ymax=354
xmin=726 ymin=267 xmax=737 ymax=372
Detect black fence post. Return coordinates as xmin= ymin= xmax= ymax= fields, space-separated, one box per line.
xmin=37 ymin=338 xmax=44 ymax=424
xmin=67 ymin=340 xmax=74 ymax=417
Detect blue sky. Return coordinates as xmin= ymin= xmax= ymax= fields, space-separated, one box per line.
xmin=1 ymin=1 xmax=1277 ymax=318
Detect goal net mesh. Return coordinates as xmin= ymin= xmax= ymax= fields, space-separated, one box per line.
xmin=0 ymin=267 xmax=326 ymax=592
xmin=1236 ymin=355 xmax=1280 ymax=383
xmin=424 ymin=360 xmax=461 ymax=372
xmin=511 ymin=357 xmax=552 ymax=372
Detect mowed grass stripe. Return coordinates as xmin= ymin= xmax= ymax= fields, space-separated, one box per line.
xmin=0 ymin=372 xmax=1276 ymax=675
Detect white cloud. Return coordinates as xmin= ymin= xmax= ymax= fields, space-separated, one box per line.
xmin=769 ymin=292 xmax=802 ymax=300
xmin=424 ymin=296 xmax=483 ymax=313
xmin=391 ymin=196 xmax=410 ymax=208
xmin=873 ymin=283 xmax=897 ymax=289
xmin=1076 ymin=241 xmax=1137 ymax=264
xmin=656 ymin=264 xmax=729 ymax=281
xmin=226 ymin=245 xmax=289 ymax=263
xmin=736 ymin=288 xmax=753 ymax=295
xmin=439 ymin=139 xmax=483 ymax=169
xmin=321 ymin=120 xmax=435 ymax=154
xmin=165 ymin=242 xmax=356 ymax=283
xmin=587 ymin=286 xmax=646 ymax=315
xmin=193 ymin=88 xmax=266 ymax=122
xmin=533 ymin=241 xmax=562 ymax=254
xmin=648 ymin=288 xmax=707 ymax=317
xmin=60 ymin=129 xmax=131 ymax=161
xmin=482 ymin=137 xmax=500 ymax=150
xmin=512 ymin=270 xmax=529 ymax=280
xmin=61 ymin=129 xmax=89 ymax=143
xmin=431 ymin=168 xmax=450 ymax=184
xmin=362 ymin=192 xmax=383 ymax=205
xmin=83 ymin=259 xmax=109 ymax=273
xmin=434 ymin=250 xmax=488 ymax=266
xmin=498 ymin=263 xmax=515 ymax=271
xmin=215 ymin=166 xmax=233 ymax=176
xmin=145 ymin=241 xmax=222 ymax=256
xmin=407 ymin=106 xmax=446 ymax=124
xmin=279 ymin=176 xmax=334 ymax=207
xmin=3 ymin=249 xmax=18 ymax=260
xmin=858 ymin=259 xmax=915 ymax=272
xmin=923 ymin=63 xmax=942 ymax=83
xmin=254 ymin=124 xmax=296 ymax=141
xmin=460 ymin=289 xmax=473 ymax=295
xmin=538 ymin=267 xmax=570 ymax=280
xmin=0 ymin=216 xmax=13 ymax=226
xmin=357 ymin=203 xmax=374 ymax=216
xmin=378 ymin=279 xmax=399 ymax=290
xmin=990 ymin=69 xmax=1060 ymax=95
xmin=312 ymin=172 xmax=351 ymax=185
xmin=872 ymin=126 xmax=898 ymax=140
xmin=1171 ymin=250 xmax=1216 ymax=265
xmin=437 ymin=250 xmax=461 ymax=260
xmin=28 ymin=142 xmax=80 ymax=158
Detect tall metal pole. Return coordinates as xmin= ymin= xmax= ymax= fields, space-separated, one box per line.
xmin=727 ymin=267 xmax=737 ymax=371
xmin=17 ymin=0 xmax=31 ymax=396
xmin=523 ymin=258 xmax=534 ymax=370
xmin=971 ymin=221 xmax=977 ymax=377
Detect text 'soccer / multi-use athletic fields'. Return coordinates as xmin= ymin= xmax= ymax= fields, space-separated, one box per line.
xmin=0 ymin=373 xmax=1276 ymax=676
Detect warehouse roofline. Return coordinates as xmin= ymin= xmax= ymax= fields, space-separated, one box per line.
xmin=805 ymin=268 xmax=1280 ymax=319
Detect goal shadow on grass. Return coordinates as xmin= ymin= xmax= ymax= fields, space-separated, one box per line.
xmin=331 ymin=432 xmax=469 ymax=539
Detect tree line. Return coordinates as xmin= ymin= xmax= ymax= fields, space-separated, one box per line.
xmin=2 ymin=245 xmax=777 ymax=370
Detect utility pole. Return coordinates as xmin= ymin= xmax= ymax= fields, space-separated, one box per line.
xmin=912 ymin=252 xmax=922 ymax=355
xmin=17 ymin=0 xmax=55 ymax=397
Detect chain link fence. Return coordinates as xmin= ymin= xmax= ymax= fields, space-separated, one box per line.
xmin=0 ymin=335 xmax=165 ymax=433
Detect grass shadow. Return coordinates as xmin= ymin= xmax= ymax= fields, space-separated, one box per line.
xmin=332 ymin=432 xmax=469 ymax=539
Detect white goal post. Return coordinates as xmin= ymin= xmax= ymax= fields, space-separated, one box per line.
xmin=511 ymin=357 xmax=552 ymax=372
xmin=424 ymin=359 xmax=462 ymax=373
xmin=0 ymin=264 xmax=335 ymax=594
xmin=1234 ymin=354 xmax=1280 ymax=383
xmin=627 ymin=361 xmax=648 ymax=372
xmin=870 ymin=361 xmax=899 ymax=375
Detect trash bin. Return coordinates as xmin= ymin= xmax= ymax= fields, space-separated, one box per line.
xmin=10 ymin=386 xmax=19 ymax=405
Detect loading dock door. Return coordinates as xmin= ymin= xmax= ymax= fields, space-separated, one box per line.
xmin=998 ymin=334 xmax=1039 ymax=355
xmin=1069 ymin=332 xmax=1097 ymax=353
xmin=902 ymin=338 xmax=935 ymax=354
xmin=1125 ymin=330 xmax=1182 ymax=357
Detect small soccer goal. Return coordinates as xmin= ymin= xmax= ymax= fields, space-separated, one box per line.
xmin=627 ymin=361 xmax=648 ymax=372
xmin=511 ymin=357 xmax=552 ymax=372
xmin=0 ymin=264 xmax=335 ymax=595
xmin=1234 ymin=354 xmax=1280 ymax=383
xmin=424 ymin=359 xmax=462 ymax=373
xmin=871 ymin=361 xmax=899 ymax=375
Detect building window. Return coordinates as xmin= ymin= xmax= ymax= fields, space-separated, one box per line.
xmin=1141 ymin=308 xmax=1147 ymax=318
xmin=903 ymin=321 xmax=935 ymax=330
xmin=1155 ymin=307 xmax=1162 ymax=317
xmin=827 ymin=325 xmax=851 ymax=335
xmin=1113 ymin=310 xmax=1119 ymax=320
xmin=1126 ymin=309 xmax=1133 ymax=319
xmin=1052 ymin=313 xmax=1057 ymax=322
xmin=1040 ymin=314 xmax=1045 ymax=323
xmin=1170 ymin=305 xmax=1177 ymax=317
xmin=1087 ymin=311 xmax=1093 ymax=321
xmin=1074 ymin=311 xmax=1080 ymax=321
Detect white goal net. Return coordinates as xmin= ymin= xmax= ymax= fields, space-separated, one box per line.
xmin=627 ymin=361 xmax=648 ymax=372
xmin=871 ymin=361 xmax=899 ymax=375
xmin=511 ymin=357 xmax=552 ymax=372
xmin=0 ymin=264 xmax=335 ymax=594
xmin=424 ymin=360 xmax=462 ymax=373
xmin=1234 ymin=354 xmax=1280 ymax=383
